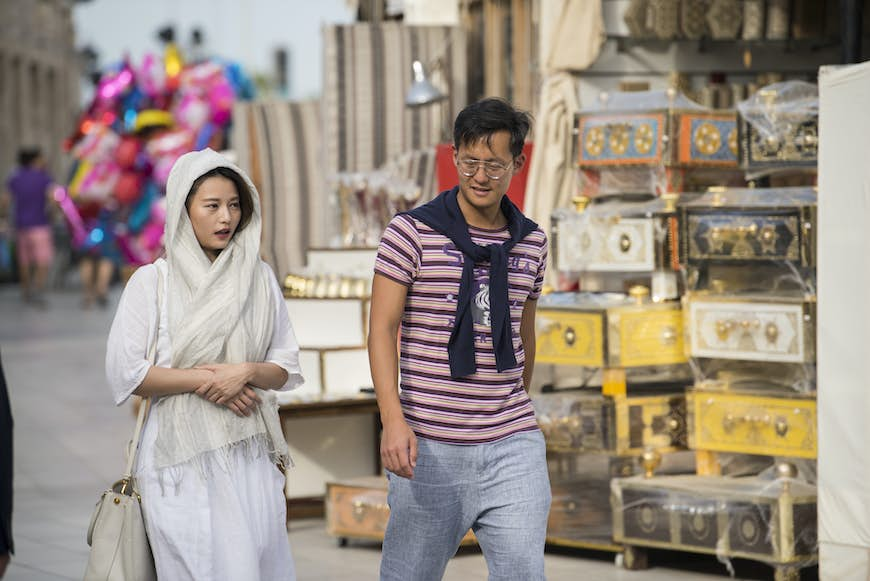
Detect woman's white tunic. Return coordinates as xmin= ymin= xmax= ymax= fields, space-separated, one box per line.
xmin=106 ymin=261 xmax=302 ymax=580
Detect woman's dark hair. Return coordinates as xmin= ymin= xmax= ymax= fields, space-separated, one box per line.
xmin=186 ymin=166 xmax=254 ymax=232
xmin=453 ymin=97 xmax=532 ymax=159
xmin=18 ymin=147 xmax=41 ymax=167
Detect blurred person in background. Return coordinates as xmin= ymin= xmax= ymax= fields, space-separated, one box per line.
xmin=2 ymin=148 xmax=56 ymax=307
xmin=77 ymin=206 xmax=121 ymax=310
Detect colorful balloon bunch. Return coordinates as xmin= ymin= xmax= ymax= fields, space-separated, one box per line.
xmin=61 ymin=45 xmax=255 ymax=266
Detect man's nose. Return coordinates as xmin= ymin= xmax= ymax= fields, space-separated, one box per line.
xmin=471 ymin=164 xmax=488 ymax=182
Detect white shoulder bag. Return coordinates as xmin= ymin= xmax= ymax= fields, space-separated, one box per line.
xmin=84 ymin=269 xmax=162 ymax=581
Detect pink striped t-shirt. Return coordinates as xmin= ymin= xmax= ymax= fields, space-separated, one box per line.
xmin=374 ymin=213 xmax=548 ymax=444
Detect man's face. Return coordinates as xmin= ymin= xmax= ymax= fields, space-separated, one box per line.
xmin=453 ymin=130 xmax=521 ymax=217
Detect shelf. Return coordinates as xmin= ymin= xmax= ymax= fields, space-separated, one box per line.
xmin=607 ymin=35 xmax=842 ymax=54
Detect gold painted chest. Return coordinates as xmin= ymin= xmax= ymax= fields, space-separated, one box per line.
xmin=537 ymin=291 xmax=687 ymax=368
xmin=687 ymin=386 xmax=817 ymax=459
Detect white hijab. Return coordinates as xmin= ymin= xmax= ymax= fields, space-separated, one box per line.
xmin=153 ymin=148 xmax=289 ymax=471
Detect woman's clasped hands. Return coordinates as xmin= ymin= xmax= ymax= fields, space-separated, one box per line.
xmin=194 ymin=363 xmax=261 ymax=417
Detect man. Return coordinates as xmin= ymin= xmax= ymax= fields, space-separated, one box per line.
xmin=2 ymin=148 xmax=56 ymax=307
xmin=368 ymin=98 xmax=550 ymax=581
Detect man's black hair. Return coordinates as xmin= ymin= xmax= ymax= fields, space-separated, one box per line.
xmin=17 ymin=148 xmax=41 ymax=167
xmin=453 ymin=97 xmax=532 ymax=159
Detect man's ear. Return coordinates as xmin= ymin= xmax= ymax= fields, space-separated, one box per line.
xmin=513 ymin=153 xmax=527 ymax=174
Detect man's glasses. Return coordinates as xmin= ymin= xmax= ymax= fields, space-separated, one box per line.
xmin=457 ymin=158 xmax=512 ymax=181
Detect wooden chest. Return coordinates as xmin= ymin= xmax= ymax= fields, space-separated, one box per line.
xmin=577 ymin=108 xmax=738 ymax=169
xmin=551 ymin=196 xmax=680 ymax=274
xmin=548 ymin=450 xmax=695 ymax=549
xmin=737 ymin=88 xmax=818 ymax=171
xmin=533 ymin=391 xmax=687 ymax=454
xmin=537 ymin=291 xmax=687 ymax=368
xmin=687 ymin=387 xmax=817 ymax=459
xmin=547 ymin=452 xmax=638 ymax=548
xmin=611 ymin=474 xmax=817 ymax=572
xmin=684 ymin=292 xmax=816 ymax=364
xmin=326 ymin=476 xmax=476 ymax=545
xmin=680 ymin=187 xmax=816 ymax=267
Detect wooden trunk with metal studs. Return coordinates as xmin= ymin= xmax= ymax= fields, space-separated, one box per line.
xmin=680 ymin=187 xmax=817 ymax=269
xmin=611 ymin=467 xmax=818 ymax=580
xmin=551 ymin=195 xmax=681 ymax=274
xmin=576 ymin=108 xmax=738 ymax=170
xmin=325 ymin=476 xmax=476 ymax=546
xmin=536 ymin=289 xmax=688 ymax=369
xmin=683 ymin=292 xmax=816 ymax=365
xmin=545 ymin=448 xmax=694 ymax=550
xmin=533 ymin=391 xmax=688 ymax=455
xmin=687 ymin=384 xmax=817 ymax=459
xmin=737 ymin=90 xmax=819 ymax=172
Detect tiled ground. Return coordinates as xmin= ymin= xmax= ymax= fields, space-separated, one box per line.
xmin=0 ymin=283 xmax=813 ymax=580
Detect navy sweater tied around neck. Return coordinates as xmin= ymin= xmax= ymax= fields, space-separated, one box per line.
xmin=405 ymin=187 xmax=538 ymax=379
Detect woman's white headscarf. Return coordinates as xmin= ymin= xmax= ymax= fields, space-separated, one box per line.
xmin=153 ymin=148 xmax=289 ymax=472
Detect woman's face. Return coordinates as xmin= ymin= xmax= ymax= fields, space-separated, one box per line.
xmin=186 ymin=176 xmax=242 ymax=262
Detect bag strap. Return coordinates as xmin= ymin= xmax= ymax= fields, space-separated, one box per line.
xmin=122 ymin=266 xmax=163 ymax=481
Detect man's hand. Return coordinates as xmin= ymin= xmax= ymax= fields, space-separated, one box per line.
xmin=194 ymin=363 xmax=252 ymax=405
xmin=0 ymin=552 xmax=10 ymax=578
xmin=380 ymin=418 xmax=417 ymax=479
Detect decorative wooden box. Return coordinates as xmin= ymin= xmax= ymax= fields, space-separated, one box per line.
xmin=737 ymin=86 xmax=818 ymax=171
xmin=684 ymin=292 xmax=816 ymax=364
xmin=546 ymin=451 xmax=638 ymax=549
xmin=537 ymin=290 xmax=687 ymax=368
xmin=680 ymin=186 xmax=816 ymax=267
xmin=533 ymin=391 xmax=687 ymax=455
xmin=687 ymin=387 xmax=817 ymax=459
xmin=552 ymin=195 xmax=680 ymax=274
xmin=547 ymin=449 xmax=695 ymax=549
xmin=577 ymin=109 xmax=738 ymax=169
xmin=325 ymin=476 xmax=475 ymax=546
xmin=611 ymin=473 xmax=817 ymax=579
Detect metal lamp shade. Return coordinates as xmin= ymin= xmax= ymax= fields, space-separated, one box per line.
xmin=405 ymin=60 xmax=446 ymax=107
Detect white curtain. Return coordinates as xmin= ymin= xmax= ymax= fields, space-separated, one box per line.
xmin=817 ymin=59 xmax=870 ymax=580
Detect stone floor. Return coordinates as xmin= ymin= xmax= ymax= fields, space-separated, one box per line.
xmin=0 ymin=283 xmax=816 ymax=580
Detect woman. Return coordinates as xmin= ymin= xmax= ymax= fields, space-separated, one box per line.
xmin=106 ymin=148 xmax=302 ymax=580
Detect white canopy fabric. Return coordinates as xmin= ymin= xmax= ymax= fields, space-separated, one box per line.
xmin=523 ymin=72 xmax=581 ymax=257
xmin=524 ymin=1 xmax=605 ymax=286
xmin=818 ymin=59 xmax=870 ymax=580
xmin=543 ymin=0 xmax=605 ymax=73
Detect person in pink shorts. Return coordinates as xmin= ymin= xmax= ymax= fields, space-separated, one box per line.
xmin=2 ymin=148 xmax=56 ymax=306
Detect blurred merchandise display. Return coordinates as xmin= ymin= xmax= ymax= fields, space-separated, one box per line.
xmin=58 ymin=44 xmax=256 ymax=267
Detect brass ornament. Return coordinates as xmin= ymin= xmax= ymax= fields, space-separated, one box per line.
xmin=694 ymin=122 xmax=722 ymax=156
xmin=727 ymin=128 xmax=738 ymax=156
xmin=759 ymin=224 xmax=779 ymax=254
xmin=609 ymin=125 xmax=630 ymax=155
xmin=634 ymin=123 xmax=655 ymax=154
xmin=765 ymin=321 xmax=780 ymax=344
xmin=585 ymin=127 xmax=605 ymax=157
